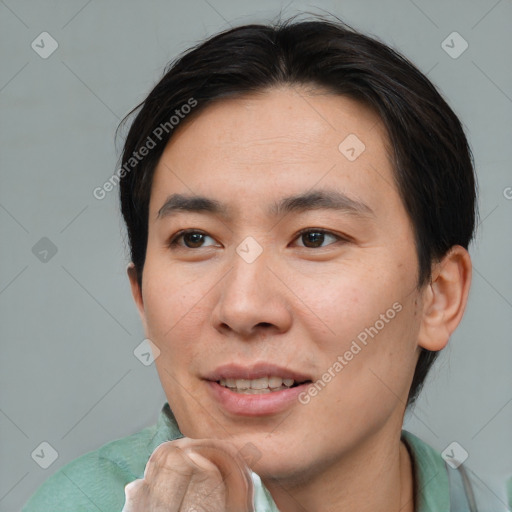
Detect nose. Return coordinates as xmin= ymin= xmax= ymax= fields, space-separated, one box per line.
xmin=210 ymin=248 xmax=293 ymax=340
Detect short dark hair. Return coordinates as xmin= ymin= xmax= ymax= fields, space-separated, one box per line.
xmin=118 ymin=14 xmax=477 ymax=408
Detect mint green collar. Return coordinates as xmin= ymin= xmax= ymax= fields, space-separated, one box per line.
xmin=147 ymin=403 xmax=184 ymax=455
xmin=401 ymin=430 xmax=450 ymax=511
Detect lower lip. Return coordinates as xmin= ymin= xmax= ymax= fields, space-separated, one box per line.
xmin=206 ymin=381 xmax=310 ymax=416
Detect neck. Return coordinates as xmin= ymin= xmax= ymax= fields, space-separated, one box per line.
xmin=261 ymin=428 xmax=415 ymax=512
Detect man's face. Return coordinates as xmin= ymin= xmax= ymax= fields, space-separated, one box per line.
xmin=131 ymin=86 xmax=425 ymax=479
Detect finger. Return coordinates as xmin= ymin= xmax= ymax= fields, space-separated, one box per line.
xmin=180 ymin=442 xmax=254 ymax=512
xmin=122 ymin=479 xmax=147 ymax=512
xmin=141 ymin=439 xmax=254 ymax=512
xmin=144 ymin=443 xmax=200 ymax=510
xmin=142 ymin=442 xmax=227 ymax=512
xmin=177 ymin=452 xmax=226 ymax=512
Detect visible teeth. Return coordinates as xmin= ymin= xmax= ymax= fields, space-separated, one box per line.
xmin=218 ymin=376 xmax=298 ymax=392
xmin=235 ymin=379 xmax=250 ymax=390
xmin=250 ymin=377 xmax=269 ymax=389
xmin=268 ymin=376 xmax=283 ymax=388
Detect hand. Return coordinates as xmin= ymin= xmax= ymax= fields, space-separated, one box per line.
xmin=122 ymin=437 xmax=255 ymax=512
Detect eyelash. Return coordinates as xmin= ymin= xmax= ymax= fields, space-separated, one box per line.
xmin=167 ymin=228 xmax=348 ymax=250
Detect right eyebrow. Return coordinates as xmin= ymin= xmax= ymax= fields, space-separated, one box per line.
xmin=157 ymin=194 xmax=230 ymax=220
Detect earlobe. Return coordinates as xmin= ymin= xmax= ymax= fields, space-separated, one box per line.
xmin=127 ymin=262 xmax=146 ymax=322
xmin=417 ymin=246 xmax=472 ymax=352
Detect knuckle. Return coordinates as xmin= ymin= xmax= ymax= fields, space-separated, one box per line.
xmin=149 ymin=442 xmax=186 ymax=468
xmin=124 ymin=479 xmax=145 ymax=498
xmin=145 ymin=442 xmax=201 ymax=481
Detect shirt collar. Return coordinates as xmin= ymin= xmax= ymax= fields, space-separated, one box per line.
xmin=147 ymin=402 xmax=184 ymax=456
xmin=401 ymin=430 xmax=450 ymax=511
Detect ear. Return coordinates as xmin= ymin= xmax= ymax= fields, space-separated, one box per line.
xmin=417 ymin=245 xmax=472 ymax=352
xmin=127 ymin=262 xmax=147 ymax=330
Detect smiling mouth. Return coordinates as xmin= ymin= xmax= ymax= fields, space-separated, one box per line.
xmin=217 ymin=376 xmax=312 ymax=394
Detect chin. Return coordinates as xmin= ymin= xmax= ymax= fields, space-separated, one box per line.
xmin=256 ymin=458 xmax=314 ymax=487
xmin=245 ymin=443 xmax=314 ymax=480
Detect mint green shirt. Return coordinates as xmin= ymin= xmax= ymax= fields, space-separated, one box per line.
xmin=21 ymin=403 xmax=484 ymax=511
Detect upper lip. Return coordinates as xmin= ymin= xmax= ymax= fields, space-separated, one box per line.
xmin=205 ymin=363 xmax=313 ymax=382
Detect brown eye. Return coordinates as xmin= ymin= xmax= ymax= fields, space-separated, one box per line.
xmin=168 ymin=230 xmax=217 ymax=249
xmin=295 ymin=229 xmax=341 ymax=248
xmin=182 ymin=232 xmax=205 ymax=248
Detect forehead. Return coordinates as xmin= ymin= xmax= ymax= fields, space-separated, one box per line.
xmin=149 ymin=86 xmax=397 ymax=218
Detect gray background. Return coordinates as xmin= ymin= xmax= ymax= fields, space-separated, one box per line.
xmin=1 ymin=0 xmax=511 ymax=510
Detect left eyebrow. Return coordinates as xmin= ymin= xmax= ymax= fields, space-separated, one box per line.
xmin=156 ymin=189 xmax=374 ymax=221
xmin=268 ymin=189 xmax=374 ymax=218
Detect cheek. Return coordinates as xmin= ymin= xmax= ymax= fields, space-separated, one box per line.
xmin=290 ymin=259 xmax=412 ymax=341
xmin=142 ymin=255 xmax=210 ymax=338
xmin=296 ymin=260 xmax=421 ymax=392
xmin=326 ymin=295 xmax=421 ymax=406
